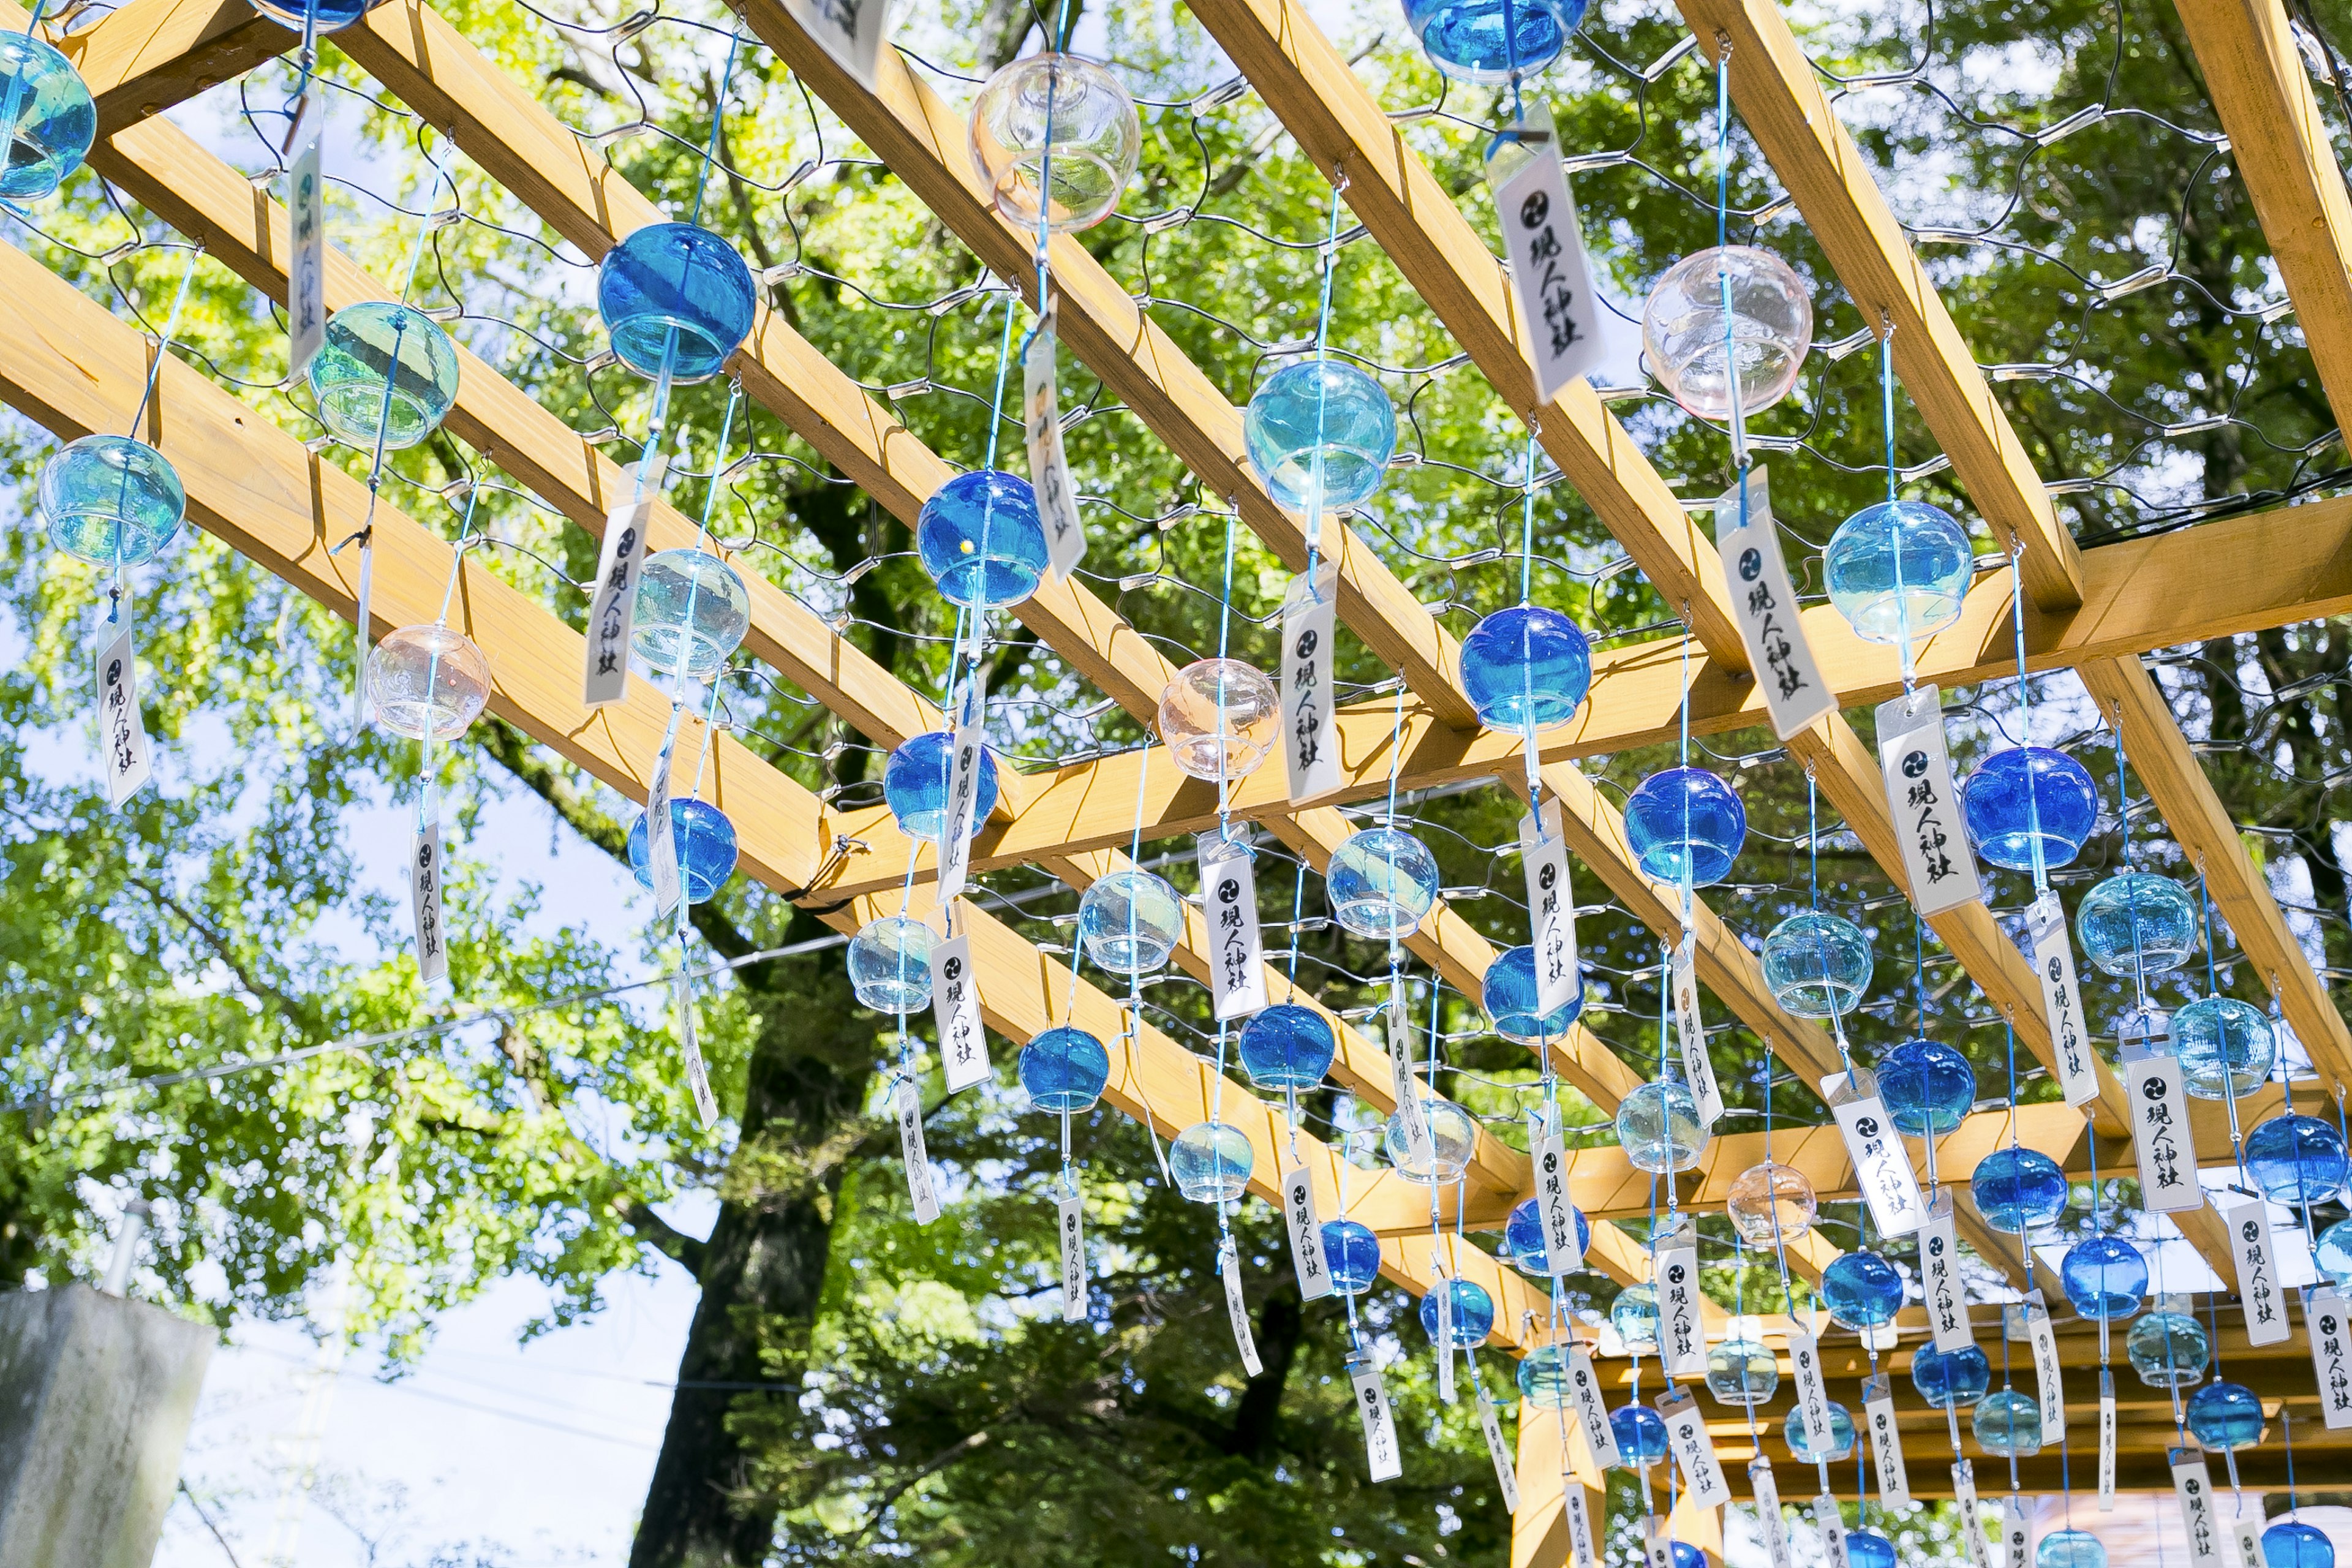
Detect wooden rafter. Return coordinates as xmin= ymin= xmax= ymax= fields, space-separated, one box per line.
xmin=51 ymin=0 xmax=287 ymax=137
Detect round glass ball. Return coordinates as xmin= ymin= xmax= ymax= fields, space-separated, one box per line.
xmin=247 ymin=0 xmax=388 ymax=32
xmin=1910 ymin=1343 xmax=1991 ymax=1409
xmin=1169 ymin=1120 xmax=1253 ymax=1204
xmin=1668 ymin=1545 xmax=1708 ymax=1568
xmin=1973 ymin=1387 xmax=2043 ymax=1457
xmin=1726 ymin=1159 xmax=1818 ymax=1246
xmin=2174 ymin=996 xmax=2279 ymax=1099
xmin=1705 ymin=1336 xmax=1779 ymax=1405
xmin=1236 ymin=1003 xmax=1336 ymax=1090
xmin=1322 ymin=1218 xmax=1382 ymax=1294
xmin=966 ymin=53 xmax=1139 ymax=234
xmin=1158 ymin=657 xmax=1280 ymax=782
xmin=1325 ymin=826 xmax=1441 ymax=939
xmin=2127 ymin=1303 xmax=2211 ymax=1387
xmin=1482 ymin=943 xmax=1583 ymax=1044
xmin=309 ymin=302 xmax=459 ymax=450
xmin=1384 ymin=1096 xmax=1480 ymax=1184
xmin=1642 ymin=246 xmax=1814 ymax=420
xmin=2264 ymin=1521 xmax=2335 ymax=1568
xmin=2060 ymin=1233 xmax=2147 ymax=1321
xmin=1623 ymin=766 xmax=1746 ymax=886
xmin=1517 ymin=1344 xmax=1574 ymax=1407
xmin=2187 ymin=1380 xmax=2266 ymax=1452
xmin=1760 ymin=910 xmax=1873 ymax=1019
xmin=1019 ymin=1025 xmax=1109 ymax=1114
xmin=2038 ymin=1529 xmax=2108 ymax=1568
xmin=1610 ymin=1403 xmax=1670 ymax=1468
xmin=631 ymin=549 xmax=751 ymax=680
xmin=1971 ymin=1145 xmax=2069 ymax=1234
xmin=1961 ymin=745 xmax=2101 ymax=873
xmin=1504 ymin=1195 xmax=1589 ymax=1275
xmin=39 ymin=434 xmax=184 ymax=567
xmin=1077 ymin=869 xmax=1186 ymax=974
xmin=1822 ymin=499 xmax=1974 ymax=646
xmin=0 ymin=32 xmax=94 ymax=200
xmin=1846 ymin=1531 xmax=1896 ymax=1568
xmin=365 ymin=623 xmax=491 ymax=740
xmin=2247 ymin=1113 xmax=2350 ymax=1207
xmin=1460 ymin=603 xmax=1591 ymax=731
xmin=2076 ymin=870 xmax=2201 ymax=978
xmin=596 ymin=222 xmax=755 ymax=383
xmin=2317 ymin=1218 xmax=2352 ymax=1287
xmin=881 ymin=729 xmax=1003 ymax=842
xmin=1610 ymin=1282 xmax=1660 ymax=1352
xmin=916 ymin=469 xmax=1049 ymax=610
xmin=846 ymin=915 xmax=937 ymax=1012
xmin=627 ymin=797 xmax=740 ymax=903
xmin=1616 ymin=1079 xmax=1708 ymax=1173
xmin=1243 ymin=360 xmax=1396 ymax=513
xmin=1877 ymin=1038 xmax=1977 ymax=1136
xmin=1401 ymin=0 xmax=1586 ymax=81
xmin=1419 ymin=1279 xmax=1496 ymax=1346
xmin=1785 ymin=1401 xmax=1856 ymax=1464
xmin=1822 ymin=1250 xmax=1905 ymax=1329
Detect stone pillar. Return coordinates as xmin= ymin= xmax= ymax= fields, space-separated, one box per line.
xmin=0 ymin=1284 xmax=214 ymax=1568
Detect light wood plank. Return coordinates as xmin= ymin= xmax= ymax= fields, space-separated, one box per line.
xmin=45 ymin=0 xmax=284 ymax=135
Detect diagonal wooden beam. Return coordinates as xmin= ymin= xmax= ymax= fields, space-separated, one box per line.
xmin=2078 ymin=655 xmax=2352 ymax=1084
xmin=44 ymin=0 xmax=288 ymax=137
xmin=1669 ymin=0 xmax=2084 ymax=611
xmin=2171 ymin=0 xmax=2352 ymax=429
xmin=736 ymin=0 xmax=1476 ymax=724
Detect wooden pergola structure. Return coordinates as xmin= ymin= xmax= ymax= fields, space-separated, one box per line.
xmin=9 ymin=0 xmax=2352 ymax=1555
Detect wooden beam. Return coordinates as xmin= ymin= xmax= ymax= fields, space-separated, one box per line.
xmin=1180 ymin=0 xmax=1748 ymax=667
xmin=2079 ymin=655 xmax=2352 ymax=1085
xmin=1670 ymin=0 xmax=2084 ymax=610
xmin=735 ymin=0 xmax=1477 ymax=725
xmin=1513 ymin=1374 xmax=1606 ymax=1568
xmin=44 ymin=0 xmax=285 ymax=137
xmin=2171 ymin=0 xmax=2352 ymax=428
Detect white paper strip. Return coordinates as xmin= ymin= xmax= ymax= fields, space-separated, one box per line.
xmin=1920 ymin=1189 xmax=1974 ymax=1351
xmin=1671 ymin=940 xmax=1722 ymax=1126
xmin=1279 ymin=560 xmax=1343 ymax=804
xmin=1280 ymin=1164 xmax=1331 ymax=1302
xmin=2226 ymin=1193 xmax=2291 ymax=1346
xmin=646 ymin=743 xmax=680 ymax=919
xmin=352 ymin=538 xmax=374 ymax=729
xmin=1654 ymin=1224 xmax=1706 ymax=1379
xmin=1863 ymin=1373 xmax=1909 ymax=1509
xmin=2098 ymin=1368 xmax=2117 ymax=1508
xmin=1386 ymin=974 xmax=1431 ymax=1163
xmin=2230 ymin=1511 xmax=2266 ymax=1568
xmin=1351 ymin=1355 xmax=1401 ymax=1482
xmin=2027 ymin=889 xmax=2100 ymax=1106
xmin=674 ymin=974 xmax=715 ymax=1128
xmin=1817 ymin=1496 xmax=1850 ymax=1568
xmin=1875 ymin=685 xmax=1984 ymax=916
xmin=2000 ymin=1495 xmax=2032 ymax=1568
xmin=1223 ymin=1244 xmax=1262 ymax=1377
xmin=1566 ymin=1343 xmax=1622 ymax=1470
xmin=930 ymin=933 xmax=989 ymax=1093
xmin=410 ymin=816 xmax=448 ymax=986
xmin=1197 ymin=834 xmax=1267 ymax=1021
xmin=2122 ymin=1042 xmax=2203 ymax=1210
xmin=1641 ymin=1515 xmax=1675 ymax=1568
xmin=2170 ymin=1447 xmax=2230 ymax=1567
xmin=2026 ymin=1290 xmax=2067 ymax=1439
xmin=582 ymin=493 xmax=654 ymax=707
xmin=1519 ymin=800 xmax=1580 ymax=1017
xmin=1476 ymin=1382 xmax=1518 ymax=1510
xmin=285 ymin=94 xmax=326 ymax=379
xmin=897 ymin=1078 xmax=939 ymax=1224
xmin=1023 ymin=312 xmax=1085 ymax=579
xmin=1435 ymin=1286 xmax=1457 ymax=1404
xmin=1057 ymin=1192 xmax=1086 ymax=1322
xmin=1488 ymin=104 xmax=1607 ymax=402
xmin=1562 ymin=1485 xmax=1597 ymax=1568
xmin=934 ymin=673 xmax=988 ymax=905
xmin=1785 ymin=1330 xmax=1834 ymax=1446
xmin=2309 ymin=1286 xmax=2352 ymax=1428
xmin=780 ymin=0 xmax=891 ymax=86
xmin=1952 ymin=1460 xmax=1993 ymax=1567
xmin=1534 ymin=1127 xmax=1585 ymax=1275
xmin=1750 ymin=1458 xmax=1792 ymax=1568
xmin=1714 ymin=467 xmax=1833 ymax=739
xmin=95 ymin=616 xmax=151 ymax=805
xmin=1822 ymin=1071 xmax=1926 ymax=1237
xmin=1657 ymin=1385 xmax=1732 ymax=1510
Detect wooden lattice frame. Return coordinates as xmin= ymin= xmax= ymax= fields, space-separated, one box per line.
xmin=9 ymin=0 xmax=2352 ymax=1545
